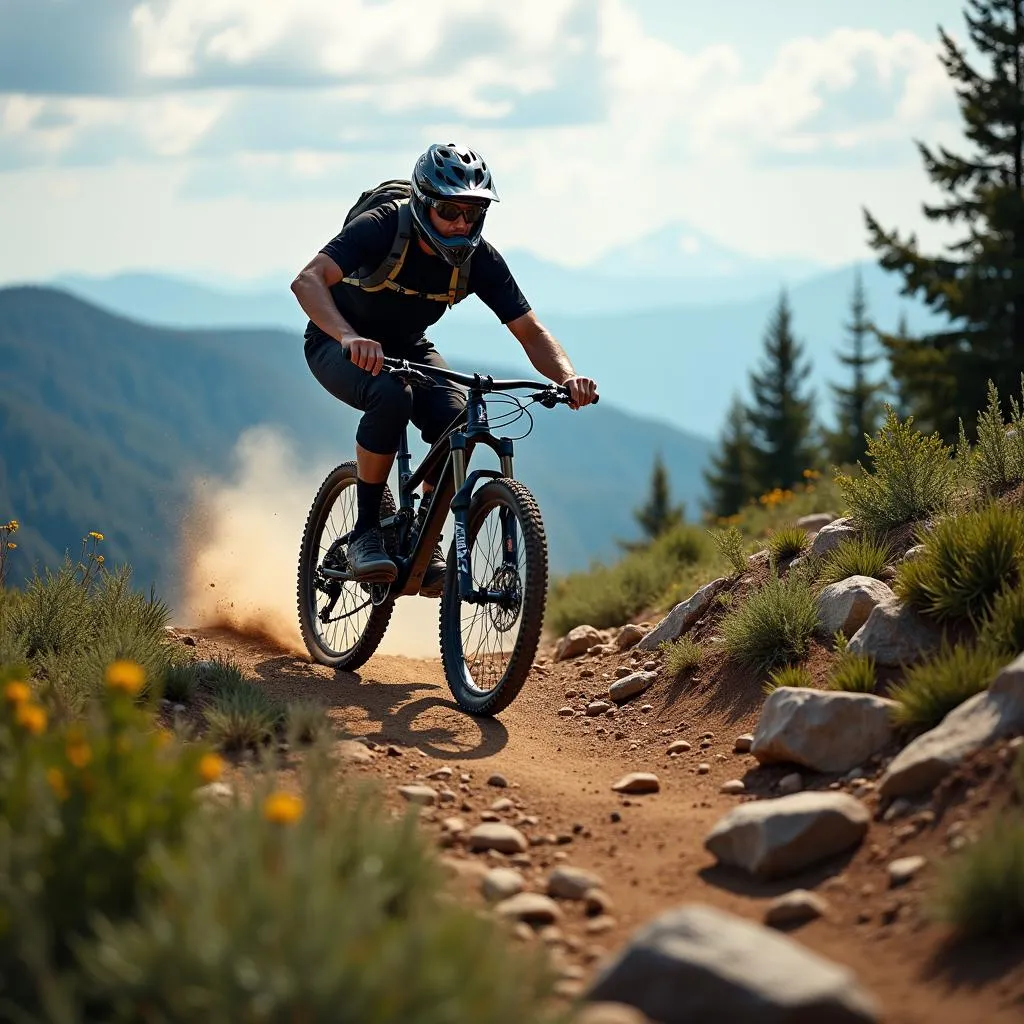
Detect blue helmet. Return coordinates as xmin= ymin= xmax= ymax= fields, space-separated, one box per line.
xmin=410 ymin=143 xmax=499 ymax=267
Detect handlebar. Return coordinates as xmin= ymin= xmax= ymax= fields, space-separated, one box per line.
xmin=341 ymin=347 xmax=599 ymax=407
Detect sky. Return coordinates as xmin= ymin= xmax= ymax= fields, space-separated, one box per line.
xmin=0 ymin=0 xmax=972 ymax=285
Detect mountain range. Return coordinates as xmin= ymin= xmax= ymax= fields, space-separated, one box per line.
xmin=0 ymin=286 xmax=713 ymax=604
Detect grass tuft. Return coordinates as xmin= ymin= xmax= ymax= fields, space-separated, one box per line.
xmin=707 ymin=525 xmax=750 ymax=575
xmin=818 ymin=535 xmax=894 ymax=587
xmin=977 ymin=584 xmax=1024 ymax=659
xmin=203 ymin=682 xmax=282 ymax=751
xmin=827 ymin=650 xmax=877 ymax=693
xmin=660 ymin=637 xmax=702 ymax=678
xmin=766 ymin=526 xmax=809 ymax=562
xmin=762 ymin=663 xmax=814 ymax=695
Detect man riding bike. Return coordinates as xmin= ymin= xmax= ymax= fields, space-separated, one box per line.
xmin=290 ymin=142 xmax=598 ymax=597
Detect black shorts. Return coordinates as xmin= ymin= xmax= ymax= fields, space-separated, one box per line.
xmin=304 ymin=333 xmax=467 ymax=458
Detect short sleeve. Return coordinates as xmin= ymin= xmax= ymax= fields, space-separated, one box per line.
xmin=469 ymin=242 xmax=532 ymax=324
xmin=319 ymin=204 xmax=395 ymax=276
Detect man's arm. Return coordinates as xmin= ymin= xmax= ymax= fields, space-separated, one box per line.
xmin=506 ymin=311 xmax=598 ymax=408
xmin=290 ymin=253 xmax=384 ymax=375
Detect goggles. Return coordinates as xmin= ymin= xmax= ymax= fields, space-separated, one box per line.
xmin=430 ymin=198 xmax=488 ymax=225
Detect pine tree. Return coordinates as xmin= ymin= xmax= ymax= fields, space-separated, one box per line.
xmin=632 ymin=453 xmax=685 ymax=541
xmin=887 ymin=313 xmax=914 ymax=420
xmin=703 ymin=394 xmax=755 ymax=518
xmin=826 ymin=269 xmax=882 ymax=466
xmin=746 ymin=290 xmax=817 ymax=494
xmin=864 ymin=0 xmax=1024 ymax=441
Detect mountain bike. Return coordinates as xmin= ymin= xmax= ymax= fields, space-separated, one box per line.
xmin=296 ymin=355 xmax=598 ymax=716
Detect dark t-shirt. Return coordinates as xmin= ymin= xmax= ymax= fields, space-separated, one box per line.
xmin=305 ymin=201 xmax=532 ymax=355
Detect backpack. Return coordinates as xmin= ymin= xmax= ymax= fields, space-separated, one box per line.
xmin=340 ymin=179 xmax=471 ymax=306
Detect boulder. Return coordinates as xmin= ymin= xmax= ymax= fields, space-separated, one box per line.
xmin=638 ymin=577 xmax=729 ymax=651
xmin=609 ymin=671 xmax=657 ymax=704
xmin=555 ymin=625 xmax=604 ymax=661
xmin=796 ymin=512 xmax=836 ymax=534
xmin=815 ymin=577 xmax=895 ymax=638
xmin=705 ymin=792 xmax=870 ymax=878
xmin=752 ymin=687 xmax=897 ymax=774
xmin=846 ymin=596 xmax=943 ymax=666
xmin=586 ymin=903 xmax=878 ymax=1023
xmin=615 ymin=624 xmax=647 ymax=650
xmin=810 ymin=517 xmax=859 ymax=558
xmin=879 ymin=652 xmax=1024 ymax=798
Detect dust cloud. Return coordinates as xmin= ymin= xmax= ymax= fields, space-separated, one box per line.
xmin=176 ymin=425 xmax=443 ymax=660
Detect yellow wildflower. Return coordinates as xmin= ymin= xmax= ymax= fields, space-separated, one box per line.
xmin=198 ymin=752 xmax=224 ymax=783
xmin=47 ymin=767 xmax=69 ymax=801
xmin=96 ymin=555 xmax=105 ymax=564
xmin=4 ymin=520 xmax=18 ymax=532
xmin=6 ymin=542 xmax=15 ymax=550
xmin=4 ymin=680 xmax=30 ymax=705
xmin=263 ymin=791 xmax=304 ymax=825
xmin=105 ymin=660 xmax=145 ymax=696
xmin=15 ymin=703 xmax=47 ymax=735
xmin=88 ymin=531 xmax=104 ymax=541
xmin=66 ymin=738 xmax=92 ymax=768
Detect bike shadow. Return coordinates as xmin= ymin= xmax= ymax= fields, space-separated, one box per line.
xmin=250 ymin=655 xmax=509 ymax=762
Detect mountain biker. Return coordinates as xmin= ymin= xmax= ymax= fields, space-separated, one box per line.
xmin=290 ymin=142 xmax=598 ymax=596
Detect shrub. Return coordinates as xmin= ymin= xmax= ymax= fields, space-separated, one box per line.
xmin=834 ymin=407 xmax=954 ymax=530
xmin=763 ymin=663 xmax=814 ymax=695
xmin=285 ymin=698 xmax=330 ymax=745
xmin=827 ymin=651 xmax=877 ymax=693
xmin=161 ymin=661 xmax=201 ymax=704
xmin=661 ymin=637 xmax=702 ymax=677
xmin=766 ymin=526 xmax=808 ymax=562
xmin=203 ymin=682 xmax=282 ymax=751
xmin=934 ymin=817 xmax=1024 ymax=938
xmin=958 ymin=378 xmax=1024 ymax=495
xmin=77 ymin=757 xmax=557 ymax=1023
xmin=895 ymin=503 xmax=1024 ymax=623
xmin=977 ymin=584 xmax=1024 ymax=659
xmin=721 ymin=572 xmax=819 ymax=672
xmin=708 ymin=525 xmax=748 ymax=575
xmin=197 ymin=655 xmax=249 ymax=693
xmin=818 ymin=535 xmax=894 ymax=587
xmin=889 ymin=643 xmax=1003 ymax=732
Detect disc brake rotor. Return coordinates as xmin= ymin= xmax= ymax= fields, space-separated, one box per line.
xmin=487 ymin=564 xmax=522 ymax=632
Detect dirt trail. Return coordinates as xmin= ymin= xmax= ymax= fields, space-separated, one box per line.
xmin=183 ymin=621 xmax=1024 ymax=1024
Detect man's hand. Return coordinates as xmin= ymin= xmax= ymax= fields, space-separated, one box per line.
xmin=562 ymin=375 xmax=598 ymax=410
xmin=346 ymin=336 xmax=385 ymax=375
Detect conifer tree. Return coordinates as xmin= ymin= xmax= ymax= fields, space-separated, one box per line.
xmin=826 ymin=270 xmax=882 ymax=466
xmin=703 ymin=394 xmax=755 ymax=518
xmin=746 ymin=290 xmax=817 ymax=494
xmin=632 ymin=453 xmax=684 ymax=541
xmin=865 ymin=0 xmax=1024 ymax=440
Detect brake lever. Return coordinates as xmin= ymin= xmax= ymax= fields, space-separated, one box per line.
xmin=385 ymin=366 xmax=435 ymax=388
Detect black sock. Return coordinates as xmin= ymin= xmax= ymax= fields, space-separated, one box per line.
xmin=353 ymin=479 xmax=386 ymax=538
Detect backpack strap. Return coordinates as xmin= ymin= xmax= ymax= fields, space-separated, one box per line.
xmin=342 ymin=199 xmax=473 ymax=306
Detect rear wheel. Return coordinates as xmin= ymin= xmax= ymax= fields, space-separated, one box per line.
xmin=439 ymin=478 xmax=548 ymax=715
xmin=296 ymin=462 xmax=396 ymax=670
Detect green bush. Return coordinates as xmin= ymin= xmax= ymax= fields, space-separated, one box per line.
xmin=721 ymin=572 xmax=819 ymax=672
xmin=957 ymin=379 xmax=1024 ymax=496
xmin=78 ymin=757 xmax=557 ymax=1023
xmin=708 ymin=525 xmax=748 ymax=575
xmin=204 ymin=682 xmax=282 ymax=751
xmin=763 ymin=663 xmax=814 ymax=695
xmin=162 ymin=661 xmax=201 ymax=704
xmin=546 ymin=522 xmax=711 ymax=634
xmin=977 ymin=584 xmax=1024 ymax=659
xmin=895 ymin=503 xmax=1024 ymax=623
xmin=285 ymin=698 xmax=330 ymax=745
xmin=889 ymin=643 xmax=1003 ymax=732
xmin=661 ymin=637 xmax=702 ymax=677
xmin=827 ymin=651 xmax=877 ymax=693
xmin=818 ymin=535 xmax=894 ymax=587
xmin=934 ymin=816 xmax=1024 ymax=938
xmin=766 ymin=526 xmax=808 ymax=562
xmin=834 ymin=407 xmax=954 ymax=530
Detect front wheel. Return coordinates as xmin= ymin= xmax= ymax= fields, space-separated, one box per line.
xmin=439 ymin=478 xmax=548 ymax=716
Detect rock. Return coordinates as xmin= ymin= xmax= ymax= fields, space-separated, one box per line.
xmin=810 ymin=517 xmax=860 ymax=558
xmin=705 ymin=792 xmax=870 ymax=878
xmin=638 ymin=577 xmax=730 ymax=651
xmin=667 ymin=740 xmax=692 ymax=754
xmin=696 ymin=763 xmax=710 ymax=775
xmin=487 ymin=774 xmax=509 ymax=788
xmin=796 ymin=512 xmax=836 ymax=533
xmin=549 ymin=865 xmax=604 ymax=900
xmin=195 ymin=782 xmax=234 ymax=804
xmin=586 ymin=903 xmax=879 ymax=1023
xmin=752 ymin=688 xmax=897 ymax=774
xmin=815 ymin=577 xmax=895 ymax=638
xmin=585 ymin=889 xmax=616 ymax=917
xmin=397 ymin=784 xmax=437 ymax=806
xmin=846 ymin=596 xmax=943 ymax=667
xmin=494 ymin=892 xmax=563 ymax=925
xmin=490 ymin=797 xmax=514 ymax=812
xmin=612 ymin=772 xmax=660 ymax=794
xmin=764 ymin=889 xmax=830 ymax=929
xmin=467 ymin=823 xmax=529 ymax=854
xmin=482 ymin=867 xmax=525 ymax=902
xmin=587 ymin=700 xmax=613 ymax=717
xmin=427 ymin=766 xmax=453 ymax=780
xmin=558 ymin=706 xmax=575 ymax=717
xmin=721 ymin=780 xmax=746 ymax=795
xmin=901 ymin=544 xmax=926 ymax=563
xmin=556 ymin=625 xmax=604 ymax=661
xmin=442 ymin=816 xmax=467 ymax=834
xmin=575 ymin=1003 xmax=651 ymax=1024
xmin=888 ymin=856 xmax=926 ymax=887
xmin=779 ymin=772 xmax=803 ymax=795
xmin=609 ymin=671 xmax=657 ymax=704
xmin=337 ymin=739 xmax=374 ymax=764
xmin=880 ymin=651 xmax=1024 ymax=798
xmin=734 ymin=734 xmax=754 ymax=754
xmin=615 ymin=624 xmax=648 ymax=650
